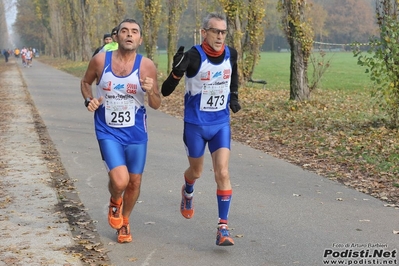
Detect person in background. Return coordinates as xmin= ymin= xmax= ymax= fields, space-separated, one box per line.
xmin=80 ymin=18 xmax=161 ymax=243
xmin=92 ymin=33 xmax=113 ymax=57
xmin=161 ymin=12 xmax=241 ymax=246
xmin=100 ymin=27 xmax=119 ymax=53
xmin=14 ymin=48 xmax=20 ymax=58
xmin=2 ymin=48 xmax=9 ymax=63
xmin=21 ymin=46 xmax=27 ymax=66
xmin=25 ymin=47 xmax=33 ymax=67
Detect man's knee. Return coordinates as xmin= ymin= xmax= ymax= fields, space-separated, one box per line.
xmin=215 ymin=168 xmax=229 ymax=180
xmin=127 ymin=174 xmax=142 ymax=188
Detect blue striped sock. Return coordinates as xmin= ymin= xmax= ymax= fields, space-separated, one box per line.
xmin=217 ymin=189 xmax=232 ymax=223
xmin=184 ymin=176 xmax=195 ymax=194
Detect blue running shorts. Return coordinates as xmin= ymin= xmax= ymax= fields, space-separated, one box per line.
xmin=183 ymin=121 xmax=231 ymax=158
xmin=98 ymin=139 xmax=147 ymax=174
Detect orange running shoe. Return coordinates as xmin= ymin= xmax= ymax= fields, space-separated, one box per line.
xmin=108 ymin=198 xmax=123 ymax=229
xmin=216 ymin=224 xmax=234 ymax=246
xmin=180 ymin=185 xmax=194 ymax=219
xmin=117 ymin=224 xmax=132 ymax=243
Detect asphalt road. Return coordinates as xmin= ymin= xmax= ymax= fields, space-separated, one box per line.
xmin=13 ymin=59 xmax=399 ymax=266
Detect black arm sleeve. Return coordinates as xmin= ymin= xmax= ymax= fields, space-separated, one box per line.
xmin=229 ymin=47 xmax=239 ymax=94
xmin=161 ymin=73 xmax=181 ymax=96
xmin=161 ymin=48 xmax=201 ymax=97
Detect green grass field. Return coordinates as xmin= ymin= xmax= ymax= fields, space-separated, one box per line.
xmin=253 ymin=51 xmax=372 ymax=91
xmin=152 ymin=51 xmax=372 ymax=91
xmin=43 ymin=51 xmax=372 ymax=92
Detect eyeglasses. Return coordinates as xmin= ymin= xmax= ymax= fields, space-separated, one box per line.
xmin=205 ymin=28 xmax=228 ymax=36
xmin=112 ymin=32 xmax=117 ymax=35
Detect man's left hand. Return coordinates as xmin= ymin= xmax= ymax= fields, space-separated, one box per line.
xmin=229 ymin=93 xmax=241 ymax=113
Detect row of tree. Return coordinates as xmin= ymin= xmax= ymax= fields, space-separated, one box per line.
xmin=7 ymin=0 xmax=380 ymax=90
xmin=0 ymin=0 xmax=9 ymax=49
xmin=9 ymin=0 xmax=266 ymax=85
xmin=10 ymin=0 xmax=379 ymax=57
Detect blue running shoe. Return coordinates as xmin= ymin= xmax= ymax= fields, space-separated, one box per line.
xmin=216 ymin=224 xmax=234 ymax=246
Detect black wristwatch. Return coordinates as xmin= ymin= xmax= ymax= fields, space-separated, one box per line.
xmin=84 ymin=97 xmax=91 ymax=107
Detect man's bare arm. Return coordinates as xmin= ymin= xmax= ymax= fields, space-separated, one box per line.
xmin=140 ymin=58 xmax=161 ymax=110
xmin=80 ymin=54 xmax=105 ymax=111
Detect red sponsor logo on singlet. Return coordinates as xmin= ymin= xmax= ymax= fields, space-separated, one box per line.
xmin=126 ymin=83 xmax=137 ymax=94
xmin=102 ymin=81 xmax=112 ymax=91
xmin=223 ymin=69 xmax=231 ymax=79
xmin=200 ymin=71 xmax=211 ymax=81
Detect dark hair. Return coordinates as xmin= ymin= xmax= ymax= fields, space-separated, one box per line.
xmin=202 ymin=12 xmax=227 ymax=29
xmin=103 ymin=33 xmax=112 ymax=39
xmin=116 ymin=18 xmax=142 ymax=36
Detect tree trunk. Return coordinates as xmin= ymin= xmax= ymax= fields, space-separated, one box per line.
xmin=228 ymin=12 xmax=244 ymax=86
xmin=279 ymin=0 xmax=313 ymax=101
xmin=247 ymin=0 xmax=266 ymax=81
xmin=290 ymin=42 xmax=309 ymax=100
xmin=0 ymin=0 xmax=8 ymax=48
xmin=80 ymin=0 xmax=92 ymax=61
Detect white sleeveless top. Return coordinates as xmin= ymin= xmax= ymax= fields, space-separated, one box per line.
xmin=184 ymin=45 xmax=232 ymax=126
xmin=94 ymin=51 xmax=148 ymax=144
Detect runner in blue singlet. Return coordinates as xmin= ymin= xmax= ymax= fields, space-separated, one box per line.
xmin=81 ymin=18 xmax=161 ymax=244
xmin=161 ymin=12 xmax=242 ymax=246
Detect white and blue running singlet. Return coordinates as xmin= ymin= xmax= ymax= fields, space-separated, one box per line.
xmin=184 ymin=45 xmax=232 ymax=126
xmin=94 ymin=51 xmax=148 ymax=145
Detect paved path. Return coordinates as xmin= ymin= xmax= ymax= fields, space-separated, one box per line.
xmin=2 ymin=58 xmax=398 ymax=266
xmin=0 ymin=60 xmax=82 ymax=265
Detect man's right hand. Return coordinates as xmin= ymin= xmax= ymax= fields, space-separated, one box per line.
xmin=86 ymin=96 xmax=103 ymax=112
xmin=172 ymin=46 xmax=189 ymax=78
